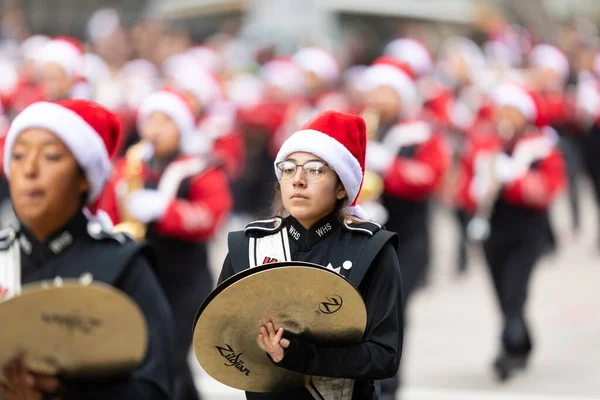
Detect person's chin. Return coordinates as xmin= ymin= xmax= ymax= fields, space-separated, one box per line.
xmin=14 ymin=204 xmax=49 ymax=226
xmin=287 ymin=204 xmax=310 ymax=217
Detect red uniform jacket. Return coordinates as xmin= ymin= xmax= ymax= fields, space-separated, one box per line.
xmin=380 ymin=120 xmax=451 ymax=201
xmin=101 ymin=155 xmax=233 ymax=242
xmin=501 ymin=132 xmax=566 ymax=210
xmin=454 ymin=129 xmax=502 ymax=213
xmin=196 ymin=111 xmax=246 ymax=180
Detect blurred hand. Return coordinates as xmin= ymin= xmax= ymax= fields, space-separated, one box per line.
xmin=126 ymin=189 xmax=170 ymax=223
xmin=0 ymin=357 xmax=60 ymax=400
xmin=258 ymin=322 xmax=290 ymax=363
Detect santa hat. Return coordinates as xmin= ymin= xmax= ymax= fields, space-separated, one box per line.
xmin=3 ymin=100 xmax=121 ymax=202
xmin=137 ymin=89 xmax=209 ymax=154
xmin=37 ymin=36 xmax=85 ymax=78
xmin=225 ymin=73 xmax=265 ymax=108
xmin=490 ymin=83 xmax=539 ymax=123
xmin=384 ymin=38 xmax=433 ymax=78
xmin=528 ymin=44 xmax=569 ymax=82
xmin=438 ymin=37 xmax=486 ymax=80
xmin=19 ymin=35 xmax=50 ymax=62
xmin=162 ymin=54 xmax=223 ymax=106
xmin=86 ymin=8 xmax=120 ymax=44
xmin=292 ymin=47 xmax=341 ymax=84
xmin=274 ymin=110 xmax=366 ymax=211
xmin=363 ymin=56 xmax=418 ymax=109
xmin=260 ymin=58 xmax=305 ymax=95
xmin=484 ymin=40 xmax=521 ymax=68
xmin=186 ymin=46 xmax=223 ymax=74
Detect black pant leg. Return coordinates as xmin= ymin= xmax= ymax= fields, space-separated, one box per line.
xmin=380 ymin=232 xmax=428 ymax=396
xmin=159 ymin=260 xmax=214 ymax=400
xmin=456 ymin=209 xmax=470 ymax=273
xmin=485 ymin=234 xmax=543 ymax=356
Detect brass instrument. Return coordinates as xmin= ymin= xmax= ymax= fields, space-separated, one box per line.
xmin=358 ymin=107 xmax=385 ymax=203
xmin=466 ymin=152 xmax=503 ymax=243
xmin=113 ymin=142 xmax=154 ymax=241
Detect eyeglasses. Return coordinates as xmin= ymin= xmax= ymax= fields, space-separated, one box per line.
xmin=276 ymin=160 xmax=333 ymax=181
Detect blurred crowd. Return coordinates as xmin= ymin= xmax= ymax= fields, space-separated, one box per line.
xmin=1 ymin=3 xmax=600 ymax=397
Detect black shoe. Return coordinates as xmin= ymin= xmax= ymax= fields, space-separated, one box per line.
xmin=492 ymin=353 xmax=528 ymax=382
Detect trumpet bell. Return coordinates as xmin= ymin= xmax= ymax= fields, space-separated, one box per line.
xmin=113 ymin=221 xmax=147 ymax=241
xmin=357 ymin=171 xmax=384 ymax=204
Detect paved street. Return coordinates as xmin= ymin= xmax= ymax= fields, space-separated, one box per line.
xmin=195 ymin=180 xmax=600 ymax=400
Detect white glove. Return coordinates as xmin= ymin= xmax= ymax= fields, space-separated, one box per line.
xmin=512 ymin=137 xmax=552 ymax=170
xmin=366 ymin=141 xmax=395 ymax=173
xmin=494 ymin=153 xmax=520 ymax=183
xmin=126 ymin=189 xmax=170 ymax=224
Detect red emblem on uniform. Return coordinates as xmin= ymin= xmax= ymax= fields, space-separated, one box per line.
xmin=262 ymin=257 xmax=279 ymax=264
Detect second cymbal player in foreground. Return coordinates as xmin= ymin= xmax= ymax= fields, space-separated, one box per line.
xmin=219 ymin=110 xmax=403 ymax=400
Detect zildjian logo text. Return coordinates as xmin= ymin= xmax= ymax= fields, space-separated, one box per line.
xmin=215 ymin=344 xmax=251 ymax=376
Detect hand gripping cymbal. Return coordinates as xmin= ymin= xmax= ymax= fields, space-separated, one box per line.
xmin=0 ymin=280 xmax=148 ymax=382
xmin=193 ymin=261 xmax=367 ymax=393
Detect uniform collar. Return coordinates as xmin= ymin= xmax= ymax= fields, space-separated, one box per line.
xmin=19 ymin=211 xmax=87 ymax=265
xmin=286 ymin=211 xmax=340 ymax=249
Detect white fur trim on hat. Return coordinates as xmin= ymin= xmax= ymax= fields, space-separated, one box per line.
xmin=37 ymin=40 xmax=83 ymax=78
xmin=491 ymin=84 xmax=537 ymax=121
xmin=384 ymin=39 xmax=432 ymax=77
xmin=292 ymin=48 xmax=340 ymax=83
xmin=137 ymin=91 xmax=197 ymax=153
xmin=363 ymin=64 xmax=417 ymax=107
xmin=528 ymin=44 xmax=569 ymax=81
xmin=260 ymin=59 xmax=305 ymax=95
xmin=274 ymin=129 xmax=363 ymax=207
xmin=3 ymin=102 xmax=111 ymax=202
xmin=438 ymin=37 xmax=486 ymax=79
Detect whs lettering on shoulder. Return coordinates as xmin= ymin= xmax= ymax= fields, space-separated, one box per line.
xmin=316 ymin=223 xmax=332 ymax=237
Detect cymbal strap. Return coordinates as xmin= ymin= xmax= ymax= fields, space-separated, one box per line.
xmin=305 ymin=376 xmax=354 ymax=400
xmin=0 ymin=235 xmax=21 ymax=300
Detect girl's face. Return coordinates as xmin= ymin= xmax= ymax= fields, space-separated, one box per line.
xmin=278 ymin=152 xmax=347 ymax=228
xmin=140 ymin=111 xmax=180 ymax=159
xmin=40 ymin=63 xmax=72 ymax=101
xmin=368 ymin=85 xmax=402 ymax=123
xmin=9 ymin=128 xmax=89 ymax=234
xmin=495 ymin=105 xmax=528 ymax=142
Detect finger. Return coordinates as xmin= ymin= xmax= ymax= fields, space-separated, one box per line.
xmin=0 ymin=383 xmax=11 ymax=395
xmin=274 ymin=327 xmax=284 ymax=343
xmin=258 ymin=333 xmax=269 ymax=351
xmin=35 ymin=375 xmax=61 ymax=393
xmin=260 ymin=326 xmax=268 ymax=337
xmin=280 ymin=338 xmax=290 ymax=349
xmin=257 ymin=333 xmax=267 ymax=351
xmin=14 ymin=358 xmax=31 ymax=390
xmin=266 ymin=322 xmax=276 ymax=337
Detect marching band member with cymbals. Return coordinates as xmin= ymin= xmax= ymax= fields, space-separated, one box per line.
xmin=485 ymin=84 xmax=566 ymax=381
xmin=219 ymin=111 xmax=403 ymax=400
xmin=101 ymin=88 xmax=233 ymax=400
xmin=0 ymin=99 xmax=174 ymax=399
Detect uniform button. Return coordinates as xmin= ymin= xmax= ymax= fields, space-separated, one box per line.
xmin=342 ymin=261 xmax=353 ymax=270
xmin=88 ymin=223 xmax=103 ymax=236
xmin=79 ymin=272 xmax=94 ymax=285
